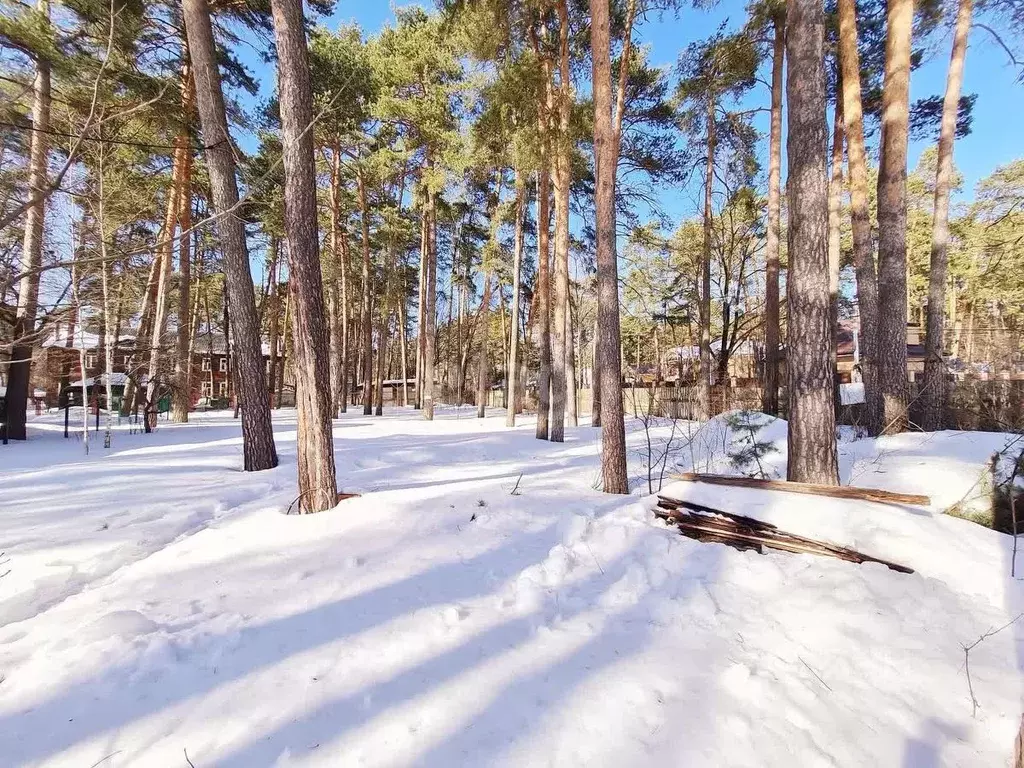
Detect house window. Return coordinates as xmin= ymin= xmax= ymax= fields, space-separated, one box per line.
xmin=218 ymin=380 xmax=228 ymax=397
xmin=219 ymin=356 xmax=228 ymax=373
xmin=85 ymin=352 xmax=97 ymax=368
xmin=201 ymin=381 xmax=213 ymax=397
xmin=124 ymin=354 xmax=135 ymax=370
xmin=202 ymin=357 xmax=211 ymax=371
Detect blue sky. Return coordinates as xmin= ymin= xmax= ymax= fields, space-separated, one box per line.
xmin=234 ymin=0 xmax=1024 ymax=224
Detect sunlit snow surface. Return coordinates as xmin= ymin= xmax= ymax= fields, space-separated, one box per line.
xmin=1 ymin=407 xmax=1021 ymax=767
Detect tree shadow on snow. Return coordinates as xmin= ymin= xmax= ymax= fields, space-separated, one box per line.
xmin=0 ymin=523 xmax=561 ymax=765
xmin=210 ymin=541 xmax=726 ymax=766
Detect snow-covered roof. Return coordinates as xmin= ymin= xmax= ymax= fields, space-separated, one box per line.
xmin=663 ymin=340 xmax=758 ymax=360
xmin=193 ymin=331 xmax=278 ymax=358
xmin=42 ymin=329 xmax=136 ymax=349
xmin=0 ymin=386 xmax=46 ymax=398
xmin=69 ymin=372 xmax=146 ymax=388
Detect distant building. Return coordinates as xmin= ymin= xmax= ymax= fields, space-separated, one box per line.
xmin=35 ymin=322 xmax=284 ymax=410
xmin=835 ymin=319 xmax=927 ymax=383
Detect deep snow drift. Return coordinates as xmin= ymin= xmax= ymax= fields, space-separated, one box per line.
xmin=1 ymin=407 xmax=1021 ymax=767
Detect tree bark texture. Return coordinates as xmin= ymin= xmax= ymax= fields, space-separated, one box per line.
xmin=922 ymin=0 xmax=972 ymax=431
xmin=144 ymin=141 xmax=184 ymax=430
xmin=591 ymin=0 xmax=629 ymax=493
xmin=476 ymin=271 xmax=492 ymax=419
xmin=828 ymin=99 xmax=845 ymax=418
xmin=591 ymin=311 xmax=602 ymax=427
xmin=698 ymin=96 xmax=716 ymax=422
xmin=183 ymin=0 xmax=278 ymax=470
xmin=837 ymin=0 xmax=882 ymax=434
xmin=548 ymin=0 xmax=572 ymax=443
xmin=535 ymin=167 xmax=552 ymax=440
xmin=399 ymin=293 xmax=409 ymax=406
xmin=565 ymin=296 xmax=577 ymax=426
xmin=270 ymin=0 xmax=339 ymax=510
xmin=357 ymin=169 xmax=373 ymax=416
xmin=763 ymin=14 xmax=784 ymax=417
xmin=506 ymin=175 xmax=525 ymax=427
xmin=267 ymin=239 xmax=281 ymax=401
xmin=329 ymin=147 xmax=347 ymax=416
xmin=422 ymin=188 xmax=438 ymax=420
xmin=374 ymin=310 xmax=389 ymax=417
xmin=875 ymin=0 xmax=914 ymax=434
xmin=415 ymin=200 xmax=427 ymax=410
xmin=278 ymin=282 xmax=292 ymax=407
xmin=785 ymin=0 xmax=839 ymax=485
xmin=171 ymin=63 xmax=196 ymax=423
xmin=6 ymin=0 xmax=51 ymax=441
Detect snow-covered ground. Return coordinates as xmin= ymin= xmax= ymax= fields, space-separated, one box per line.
xmin=1 ymin=407 xmax=1022 ymax=767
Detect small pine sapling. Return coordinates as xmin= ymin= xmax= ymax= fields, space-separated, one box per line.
xmin=725 ymin=410 xmax=778 ymax=478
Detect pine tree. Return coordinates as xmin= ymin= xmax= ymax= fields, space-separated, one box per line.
xmin=921 ymin=0 xmax=973 ymax=430
xmin=591 ymin=0 xmax=633 ymax=494
xmin=4 ymin=0 xmax=52 ymax=441
xmin=268 ymin=0 xmax=338 ymax=510
xmin=875 ymin=0 xmax=914 ymax=434
xmin=182 ymin=0 xmax=278 ymax=471
xmin=785 ymin=0 xmax=839 ymax=484
xmin=836 ymin=0 xmax=883 ymax=434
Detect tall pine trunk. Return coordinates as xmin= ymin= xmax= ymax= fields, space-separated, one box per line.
xmin=96 ymin=151 xmax=115 ymax=448
xmin=270 ymin=0 xmax=338 ymax=510
xmin=698 ymin=96 xmax=716 ymax=422
xmin=399 ymin=294 xmax=409 ymax=406
xmin=506 ymin=174 xmax=525 ymax=427
xmin=339 ymin=222 xmax=350 ymax=413
xmin=6 ymin=0 xmax=51 ymax=441
xmin=828 ymin=98 xmax=845 ymax=418
xmin=499 ymin=287 xmax=509 ymax=410
xmin=549 ymin=0 xmax=572 ymax=443
xmin=591 ymin=0 xmax=629 ymax=493
xmin=535 ymin=167 xmax=552 ymax=440
xmin=565 ymin=295 xmax=577 ymax=426
xmin=357 ymin=169 xmax=373 ymax=416
xmin=183 ymin=0 xmax=278 ymax=470
xmin=837 ymin=0 xmax=882 ymax=434
xmin=476 ymin=272 xmax=492 ymax=419
xmin=785 ymin=0 xmax=839 ymax=484
xmin=266 ymin=238 xmax=281 ymax=402
xmin=591 ymin=311 xmax=602 ymax=427
xmin=123 ymin=250 xmax=160 ymax=415
xmin=277 ymin=282 xmax=292 ymax=408
xmin=374 ymin=309 xmax=389 ymax=417
xmin=329 ymin=147 xmax=347 ymax=416
xmin=922 ymin=0 xmax=972 ymax=430
xmin=422 ymin=187 xmax=438 ymax=420
xmin=415 ymin=198 xmax=427 ymax=410
xmin=763 ymin=13 xmax=784 ymax=416
xmin=550 ymin=150 xmax=569 ymax=443
xmin=144 ymin=141 xmax=184 ymax=430
xmin=875 ymin=0 xmax=913 ymax=434
xmin=171 ymin=64 xmax=195 ymax=423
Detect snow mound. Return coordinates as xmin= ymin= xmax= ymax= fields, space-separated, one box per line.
xmin=679 ymin=409 xmax=788 ymax=478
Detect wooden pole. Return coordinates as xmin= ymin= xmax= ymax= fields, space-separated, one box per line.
xmin=670 ymin=472 xmax=929 ymax=507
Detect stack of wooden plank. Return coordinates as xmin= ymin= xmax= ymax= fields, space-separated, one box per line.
xmin=654 ymin=495 xmax=914 ymax=574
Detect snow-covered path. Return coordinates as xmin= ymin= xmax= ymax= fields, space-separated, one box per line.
xmin=1 ymin=408 xmax=1022 ymax=767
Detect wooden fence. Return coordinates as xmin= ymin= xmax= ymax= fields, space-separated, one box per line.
xmin=479 ymin=379 xmax=1024 ymax=432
